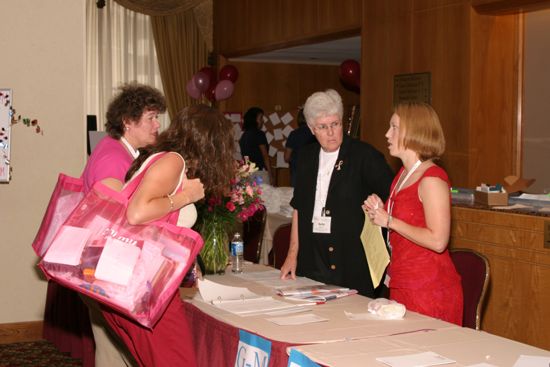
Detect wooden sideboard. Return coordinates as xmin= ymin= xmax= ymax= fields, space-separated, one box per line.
xmin=450 ymin=206 xmax=550 ymax=350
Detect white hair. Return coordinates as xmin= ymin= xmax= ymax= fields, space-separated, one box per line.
xmin=303 ymin=89 xmax=343 ymax=128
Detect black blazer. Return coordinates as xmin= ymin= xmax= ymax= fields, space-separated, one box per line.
xmin=291 ymin=135 xmax=393 ymax=296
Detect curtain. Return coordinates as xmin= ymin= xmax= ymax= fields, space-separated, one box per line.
xmin=86 ymin=0 xmax=169 ymax=130
xmin=151 ymin=10 xmax=209 ymax=119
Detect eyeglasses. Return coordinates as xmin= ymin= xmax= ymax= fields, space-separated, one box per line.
xmin=314 ymin=121 xmax=342 ymax=132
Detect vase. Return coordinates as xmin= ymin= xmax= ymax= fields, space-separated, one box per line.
xmin=199 ymin=217 xmax=230 ymax=274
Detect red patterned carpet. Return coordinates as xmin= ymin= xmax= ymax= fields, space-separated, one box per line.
xmin=0 ymin=340 xmax=82 ymax=367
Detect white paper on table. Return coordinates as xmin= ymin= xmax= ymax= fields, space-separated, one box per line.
xmin=267 ymin=313 xmax=328 ymax=326
xmin=376 ymin=351 xmax=455 ymax=367
xmin=280 ymin=112 xmax=293 ymax=125
xmin=94 ymin=238 xmax=141 ymax=286
xmin=43 ymin=225 xmax=91 ymax=265
xmin=274 ymin=129 xmax=284 ymax=140
xmin=266 ymin=131 xmax=274 ymax=144
xmin=465 ymin=364 xmax=499 ymax=367
xmin=344 ymin=310 xmax=404 ymax=321
xmin=282 ymin=125 xmax=293 ymax=137
xmin=269 ymin=146 xmax=278 ymax=157
xmin=512 ymin=355 xmax=550 ymax=367
xmin=277 ymin=152 xmax=289 ymax=168
xmin=269 ymin=112 xmax=281 ymax=125
xmin=197 ymin=278 xmax=262 ymax=303
xmin=233 ymin=270 xmax=323 ymax=289
xmin=492 ymin=204 xmax=531 ymax=210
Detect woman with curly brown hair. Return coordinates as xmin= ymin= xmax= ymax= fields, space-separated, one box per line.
xmin=99 ymin=104 xmax=235 ymax=367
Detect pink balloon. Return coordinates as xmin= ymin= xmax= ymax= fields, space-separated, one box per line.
xmin=186 ymin=79 xmax=201 ymax=99
xmin=215 ymin=80 xmax=234 ymax=101
xmin=219 ymin=65 xmax=239 ymax=83
xmin=193 ymin=71 xmax=210 ymax=93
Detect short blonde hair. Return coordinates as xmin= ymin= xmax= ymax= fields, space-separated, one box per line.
xmin=303 ymin=89 xmax=343 ymax=128
xmin=394 ymin=102 xmax=445 ymax=160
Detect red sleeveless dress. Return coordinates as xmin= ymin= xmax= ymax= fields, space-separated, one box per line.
xmin=387 ymin=165 xmax=463 ymax=325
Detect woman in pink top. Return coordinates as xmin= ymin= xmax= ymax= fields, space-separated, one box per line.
xmin=43 ymin=83 xmax=166 ymax=367
xmin=363 ymin=102 xmax=463 ymax=325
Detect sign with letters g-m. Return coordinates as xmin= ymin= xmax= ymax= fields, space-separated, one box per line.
xmin=235 ymin=329 xmax=272 ymax=367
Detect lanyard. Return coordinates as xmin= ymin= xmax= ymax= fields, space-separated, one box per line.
xmin=386 ymin=159 xmax=422 ymax=249
xmin=120 ymin=137 xmax=140 ymax=159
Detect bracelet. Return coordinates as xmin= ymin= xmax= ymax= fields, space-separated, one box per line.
xmin=167 ymin=193 xmax=174 ymax=211
xmin=387 ymin=215 xmax=393 ymax=229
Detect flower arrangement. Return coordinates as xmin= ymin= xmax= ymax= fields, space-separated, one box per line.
xmin=205 ymin=157 xmax=264 ymax=223
xmin=197 ymin=157 xmax=264 ymax=274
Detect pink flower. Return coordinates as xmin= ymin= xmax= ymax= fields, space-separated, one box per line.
xmin=246 ymin=185 xmax=254 ymax=197
xmin=225 ymin=201 xmax=236 ymax=212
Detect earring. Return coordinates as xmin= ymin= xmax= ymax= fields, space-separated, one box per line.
xmin=124 ymin=126 xmax=129 ymax=131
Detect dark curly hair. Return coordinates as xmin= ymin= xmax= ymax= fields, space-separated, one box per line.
xmin=126 ymin=104 xmax=235 ymax=198
xmin=105 ymin=83 xmax=166 ymax=139
xmin=242 ymin=107 xmax=264 ymax=131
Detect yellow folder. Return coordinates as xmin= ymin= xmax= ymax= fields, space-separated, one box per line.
xmin=360 ymin=212 xmax=390 ymax=289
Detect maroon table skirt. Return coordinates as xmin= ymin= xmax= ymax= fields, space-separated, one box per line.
xmin=182 ymin=301 xmax=305 ymax=367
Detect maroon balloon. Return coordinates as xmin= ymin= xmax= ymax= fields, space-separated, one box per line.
xmin=204 ymin=83 xmax=216 ymax=102
xmin=193 ymin=71 xmax=210 ymax=93
xmin=339 ymin=59 xmax=360 ymax=85
xmin=215 ymin=80 xmax=234 ymax=101
xmin=200 ymin=66 xmax=217 ymax=87
xmin=219 ymin=64 xmax=239 ymax=83
xmin=186 ymin=79 xmax=201 ymax=99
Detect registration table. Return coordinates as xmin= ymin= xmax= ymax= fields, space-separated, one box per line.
xmin=180 ymin=265 xmax=550 ymax=366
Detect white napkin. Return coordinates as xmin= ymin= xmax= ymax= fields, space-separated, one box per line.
xmin=367 ymin=298 xmax=406 ymax=320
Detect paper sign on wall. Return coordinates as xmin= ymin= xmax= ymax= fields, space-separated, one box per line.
xmin=0 ymin=89 xmax=12 ymax=182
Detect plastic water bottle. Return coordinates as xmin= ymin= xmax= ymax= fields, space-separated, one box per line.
xmin=230 ymin=232 xmax=244 ymax=273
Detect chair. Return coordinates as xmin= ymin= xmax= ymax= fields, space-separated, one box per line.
xmin=449 ymin=248 xmax=490 ymax=330
xmin=268 ymin=223 xmax=292 ymax=269
xmin=242 ymin=208 xmax=267 ymax=263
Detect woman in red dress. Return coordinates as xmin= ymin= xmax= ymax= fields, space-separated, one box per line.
xmin=363 ymin=102 xmax=463 ymax=325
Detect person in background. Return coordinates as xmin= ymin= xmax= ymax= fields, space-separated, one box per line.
xmin=239 ymin=106 xmax=274 ymax=184
xmin=284 ymin=108 xmax=317 ymax=187
xmin=100 ymin=104 xmax=235 ymax=367
xmin=279 ymin=89 xmax=393 ymax=297
xmin=363 ymin=102 xmax=463 ymax=325
xmin=44 ymin=83 xmax=166 ymax=367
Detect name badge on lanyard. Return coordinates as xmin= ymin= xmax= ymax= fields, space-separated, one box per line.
xmin=313 ymin=207 xmax=331 ymax=233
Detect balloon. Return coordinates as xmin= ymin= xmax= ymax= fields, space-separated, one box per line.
xmin=339 ymin=59 xmax=360 ymax=85
xmin=219 ymin=64 xmax=239 ymax=83
xmin=205 ymin=83 xmax=216 ymax=102
xmin=215 ymin=80 xmax=234 ymax=101
xmin=193 ymin=71 xmax=210 ymax=92
xmin=186 ymin=79 xmax=201 ymax=99
xmin=200 ymin=66 xmax=217 ymax=87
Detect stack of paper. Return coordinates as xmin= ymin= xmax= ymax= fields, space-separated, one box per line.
xmin=277 ymin=284 xmax=358 ymax=303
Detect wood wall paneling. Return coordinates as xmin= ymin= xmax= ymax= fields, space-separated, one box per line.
xmin=362 ymin=0 xmax=520 ymax=188
xmin=469 ymin=11 xmax=520 ymax=187
xmin=472 ymin=0 xmax=550 ymax=14
xmin=450 ymin=207 xmax=550 ymax=350
xmin=214 ymin=0 xmax=362 ymax=57
xmin=362 ymin=0 xmax=413 ymax=169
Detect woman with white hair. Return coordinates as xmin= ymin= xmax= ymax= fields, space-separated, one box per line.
xmin=280 ymin=89 xmax=393 ymax=297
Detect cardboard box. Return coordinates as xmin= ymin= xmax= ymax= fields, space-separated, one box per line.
xmin=474 ymin=190 xmax=509 ymax=206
